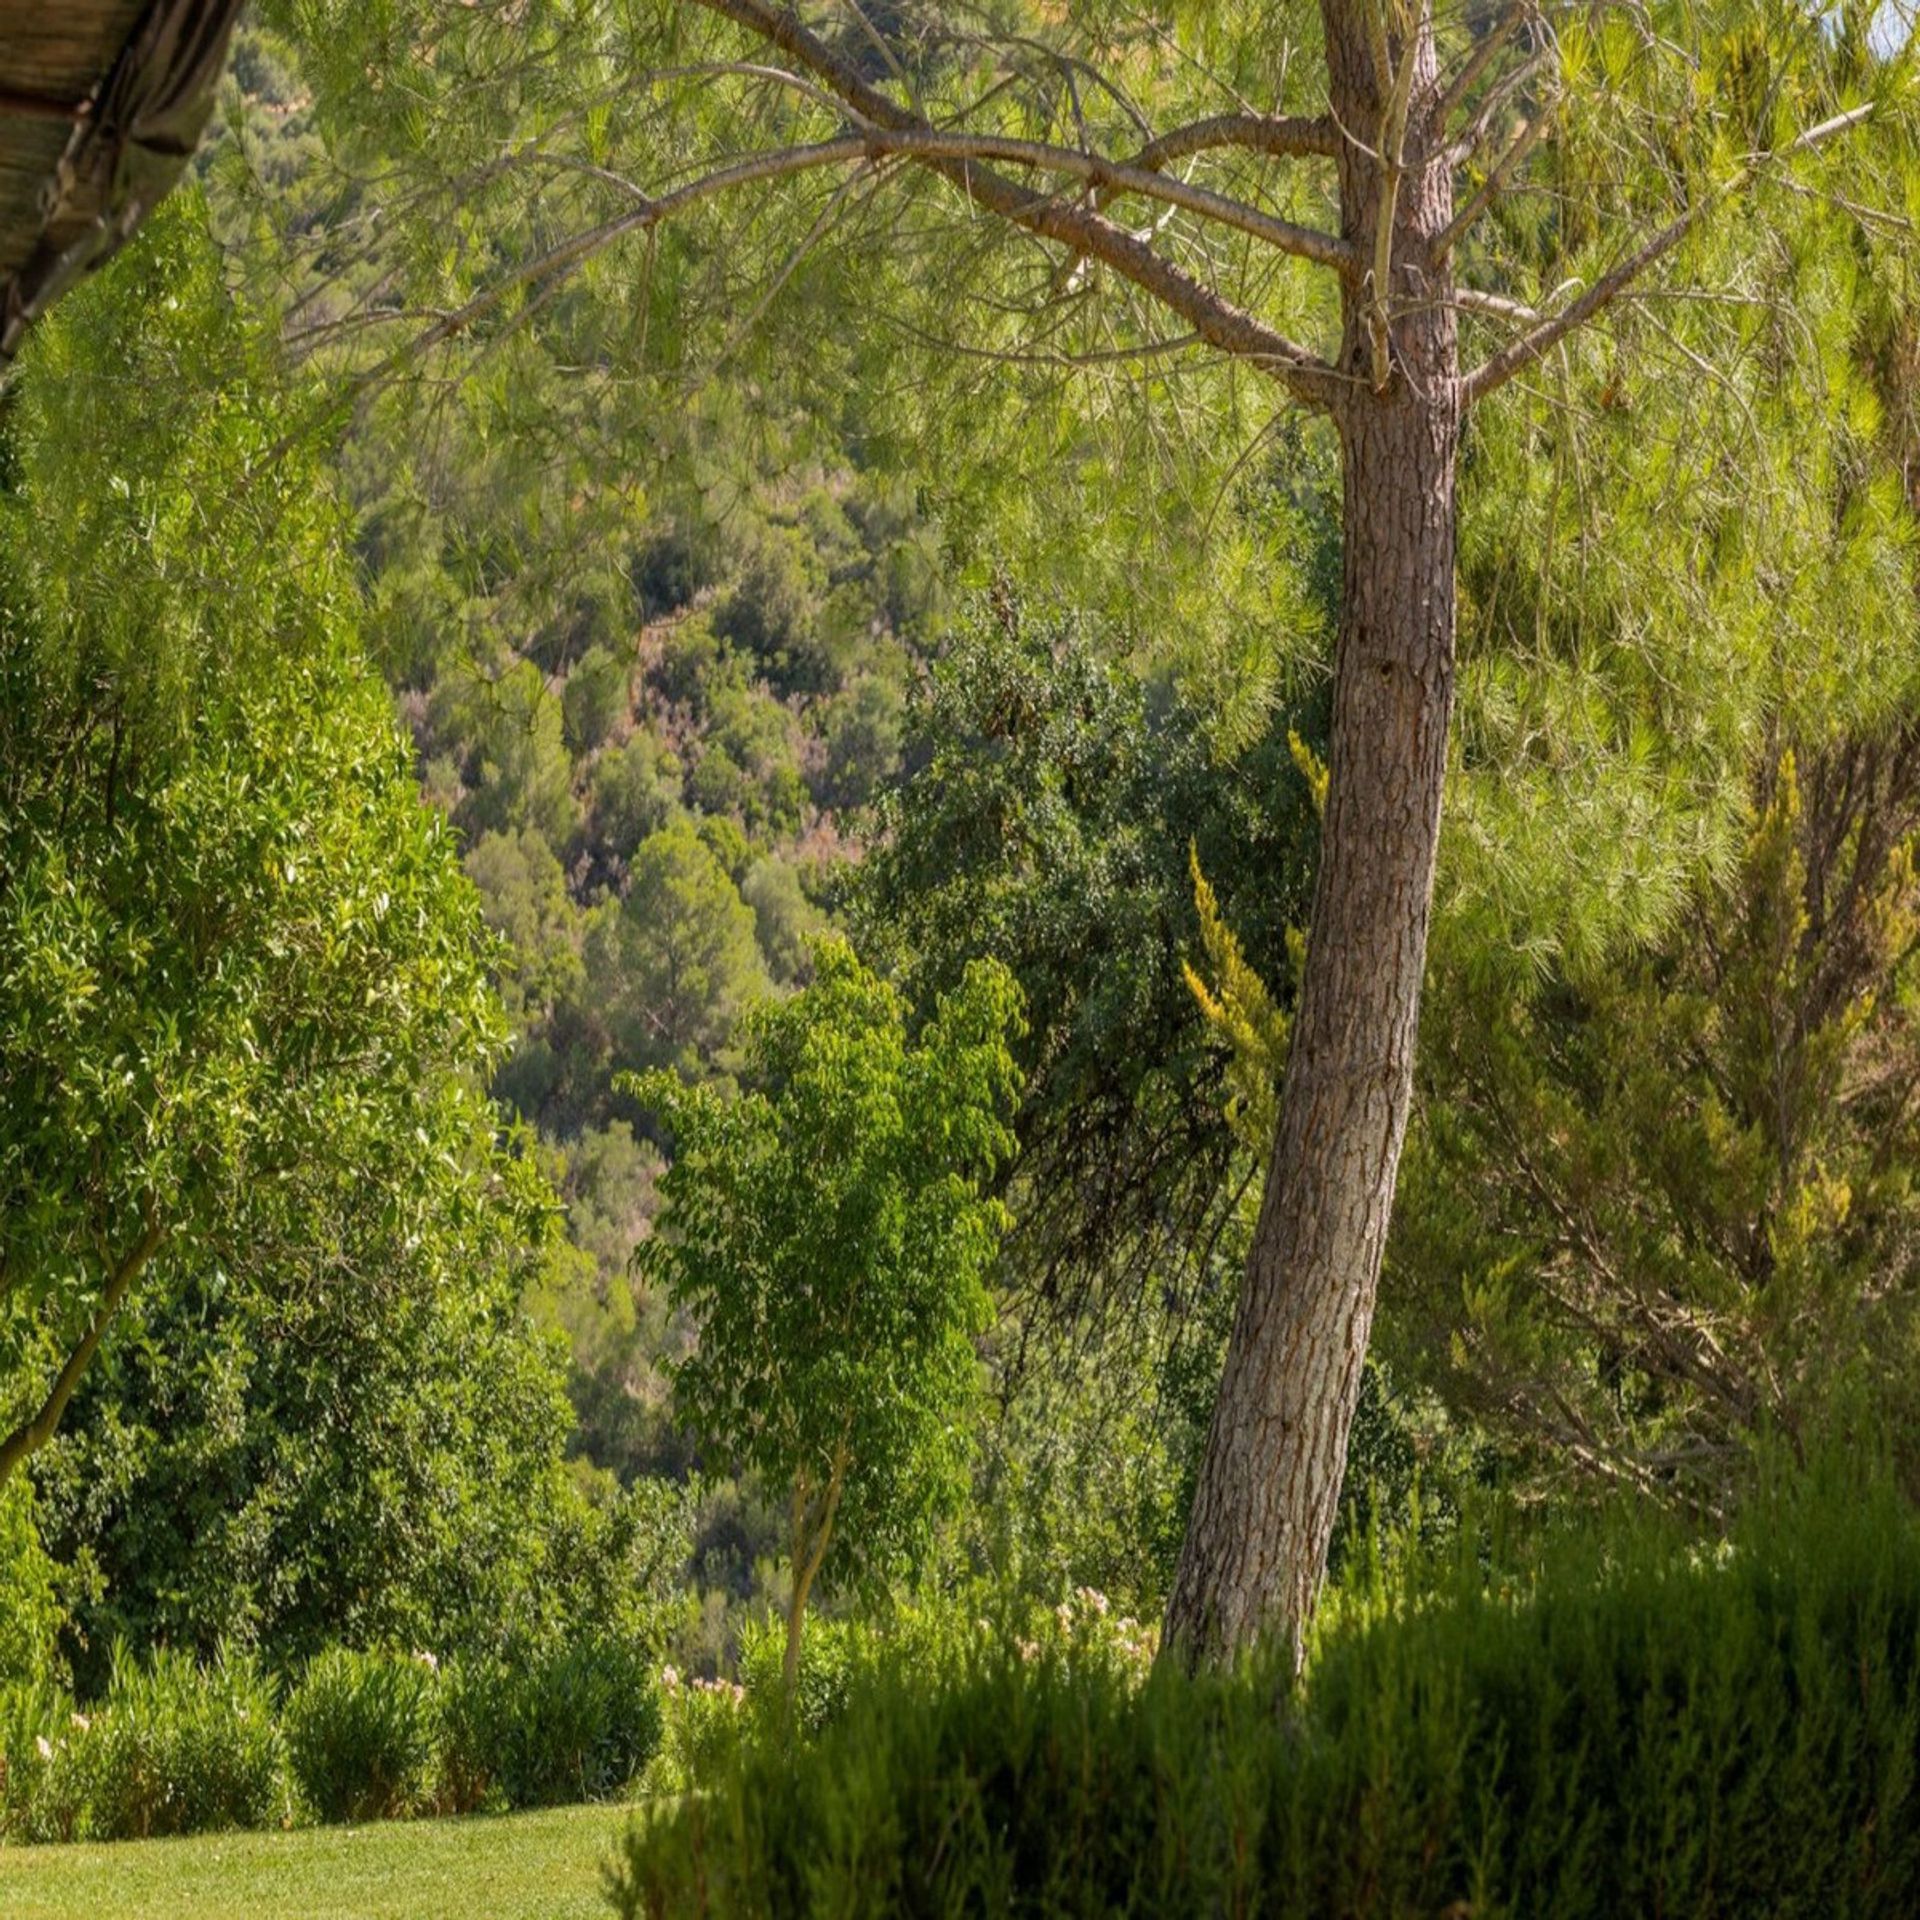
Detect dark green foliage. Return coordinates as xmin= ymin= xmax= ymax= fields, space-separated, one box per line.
xmin=563 ymin=645 xmax=630 ymax=755
xmin=32 ymin=1240 xmax=592 ymax=1684
xmin=855 ymin=600 xmax=1322 ymax=1309
xmin=590 ymin=731 xmax=683 ymax=857
xmin=587 ymin=819 xmax=767 ymax=1078
xmin=437 ymin=1637 xmax=662 ymax=1813
xmin=616 ymin=1469 xmax=1920 ymax=1918
xmin=284 ymin=1650 xmax=439 ymax=1824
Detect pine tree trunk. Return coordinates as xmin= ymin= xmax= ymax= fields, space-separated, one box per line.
xmin=1164 ymin=0 xmax=1460 ymax=1667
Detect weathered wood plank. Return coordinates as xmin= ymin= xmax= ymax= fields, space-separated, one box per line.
xmin=0 ymin=0 xmax=242 ymax=356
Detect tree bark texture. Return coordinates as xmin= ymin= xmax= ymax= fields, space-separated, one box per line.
xmin=1165 ymin=0 xmax=1460 ymax=1666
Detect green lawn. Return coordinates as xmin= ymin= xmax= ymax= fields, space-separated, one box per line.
xmin=0 ymin=1803 xmax=633 ymax=1920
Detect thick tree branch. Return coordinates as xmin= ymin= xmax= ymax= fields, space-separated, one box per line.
xmin=1128 ymin=111 xmax=1341 ymax=170
xmin=0 ymin=1204 xmax=164 ymax=1492
xmin=851 ymin=127 xmax=1352 ymax=270
xmin=1465 ymin=99 xmax=1882 ymax=405
xmin=689 ymin=0 xmax=1346 ymax=408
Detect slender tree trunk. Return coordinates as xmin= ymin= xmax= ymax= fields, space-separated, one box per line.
xmin=782 ymin=1446 xmax=846 ymax=1702
xmin=1165 ymin=1 xmax=1460 ymax=1666
xmin=782 ymin=1549 xmax=815 ymax=1702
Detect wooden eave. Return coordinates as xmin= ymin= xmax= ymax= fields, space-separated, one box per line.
xmin=0 ymin=0 xmax=244 ymax=364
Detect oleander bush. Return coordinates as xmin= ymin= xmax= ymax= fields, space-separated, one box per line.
xmin=0 ymin=1680 xmax=89 ymax=1845
xmin=615 ymin=1466 xmax=1920 ymax=1919
xmin=0 ymin=1649 xmax=283 ymax=1843
xmin=2 ymin=1630 xmax=664 ymax=1845
xmin=84 ymin=1645 xmax=286 ymax=1841
xmin=438 ymin=1635 xmax=662 ymax=1812
xmin=651 ymin=1667 xmax=751 ymax=1796
xmin=284 ymin=1648 xmax=440 ymax=1824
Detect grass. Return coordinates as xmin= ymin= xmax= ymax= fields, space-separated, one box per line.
xmin=0 ymin=1803 xmax=628 ymax=1920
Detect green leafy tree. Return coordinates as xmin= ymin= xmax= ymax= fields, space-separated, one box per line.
xmin=0 ymin=1482 xmax=60 ymax=1684
xmin=587 ymin=817 xmax=768 ymax=1076
xmin=856 ymin=603 xmax=1322 ymax=1311
xmin=436 ymin=655 xmax=579 ymax=855
xmin=0 ymin=202 xmax=552 ymax=1496
xmin=629 ymin=939 xmax=1022 ymax=1690
xmin=741 ymin=854 xmax=823 ymax=985
xmin=589 ymin=729 xmax=683 ymax=859
xmin=562 ymin=643 xmax=631 ymax=754
xmin=0 ymin=198 xmax=693 ymax=1677
xmin=35 ymin=1213 xmax=576 ymax=1676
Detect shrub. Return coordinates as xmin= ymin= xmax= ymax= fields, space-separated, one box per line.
xmin=614 ymin=1467 xmax=1920 ymax=1918
xmin=737 ymin=1614 xmax=859 ymax=1739
xmin=438 ymin=1637 xmax=661 ymax=1813
xmin=652 ymin=1666 xmax=750 ymax=1795
xmin=0 ymin=1680 xmax=90 ymax=1844
xmin=285 ymin=1649 xmax=438 ymax=1823
xmin=84 ymin=1646 xmax=284 ymax=1840
xmin=0 ymin=1483 xmax=60 ymax=1688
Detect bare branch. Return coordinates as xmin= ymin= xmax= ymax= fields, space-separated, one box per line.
xmin=688 ymin=0 xmax=1346 ymax=408
xmin=1465 ymin=98 xmax=1883 ymax=406
xmin=846 ymin=127 xmax=1351 ymax=270
xmin=1453 ymin=285 xmax=1539 ymax=323
xmin=1447 ymin=44 xmax=1553 ymax=164
xmin=1437 ymin=97 xmax=1556 ymax=254
xmin=1128 ymin=111 xmax=1340 ymax=171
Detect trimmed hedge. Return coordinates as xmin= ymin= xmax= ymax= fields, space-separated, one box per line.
xmin=616 ymin=1473 xmax=1920 ymax=1918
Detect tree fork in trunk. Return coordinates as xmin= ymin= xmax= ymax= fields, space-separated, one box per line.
xmin=1164 ymin=0 xmax=1460 ymax=1668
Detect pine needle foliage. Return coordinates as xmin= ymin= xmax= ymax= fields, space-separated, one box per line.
xmin=1392 ymin=731 xmax=1920 ymax=1508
